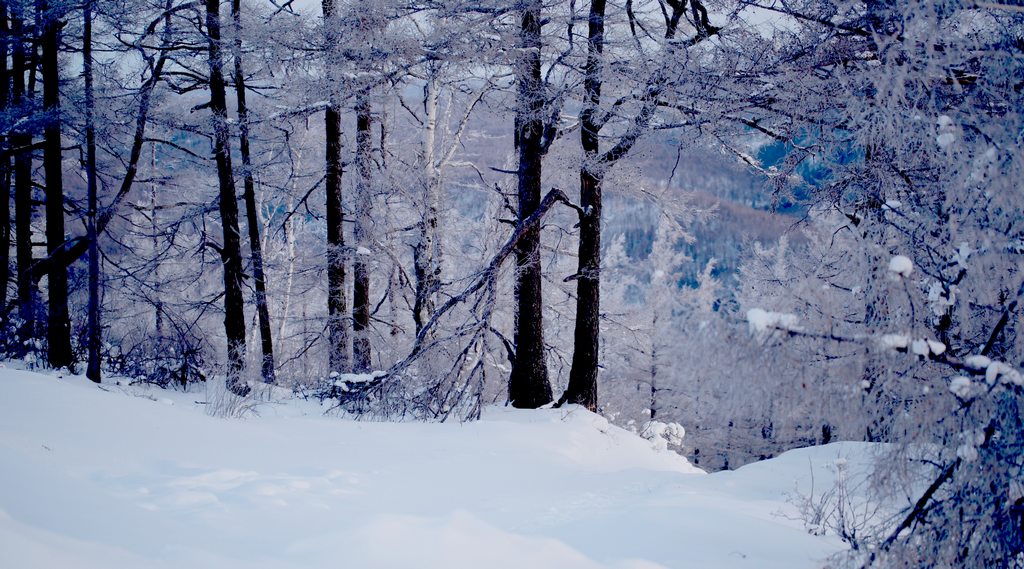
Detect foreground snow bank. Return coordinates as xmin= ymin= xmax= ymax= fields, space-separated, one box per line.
xmin=0 ymin=368 xmax=856 ymax=568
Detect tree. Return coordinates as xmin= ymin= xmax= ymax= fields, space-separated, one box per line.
xmin=412 ymin=64 xmax=444 ymax=337
xmin=322 ymin=0 xmax=350 ymax=375
xmin=560 ymin=0 xmax=719 ymax=410
xmin=231 ymin=0 xmax=276 ymax=384
xmin=508 ymin=0 xmax=553 ymax=408
xmin=205 ymin=0 xmax=249 ymax=396
xmin=0 ymin=6 xmax=10 ymax=329
xmin=352 ymin=94 xmax=373 ymax=373
xmin=83 ymin=0 xmax=100 ymax=382
xmin=725 ymin=0 xmax=1024 ymax=563
xmin=409 ymin=61 xmax=489 ymax=338
xmin=40 ymin=0 xmax=72 ymax=370
xmin=560 ymin=0 xmax=608 ymax=411
xmin=9 ymin=4 xmax=37 ymax=352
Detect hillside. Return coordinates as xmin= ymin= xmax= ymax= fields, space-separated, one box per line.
xmin=0 ymin=367 xmax=866 ymax=568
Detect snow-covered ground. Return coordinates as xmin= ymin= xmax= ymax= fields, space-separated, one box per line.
xmin=0 ymin=367 xmax=868 ymax=568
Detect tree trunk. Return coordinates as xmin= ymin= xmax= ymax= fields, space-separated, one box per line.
xmin=0 ymin=6 xmax=10 ymax=325
xmin=508 ymin=0 xmax=552 ymax=408
xmin=40 ymin=0 xmax=72 ymax=370
xmin=205 ymin=0 xmax=249 ymax=396
xmin=413 ymin=69 xmax=441 ymax=336
xmin=649 ymin=315 xmax=658 ymax=420
xmin=83 ymin=0 xmax=100 ymax=382
xmin=278 ymin=152 xmax=300 ymax=346
xmin=563 ymin=172 xmax=602 ymax=409
xmin=150 ymin=145 xmax=163 ymax=339
xmin=231 ymin=0 xmax=275 ymax=384
xmin=322 ymin=0 xmax=349 ymax=374
xmin=352 ymin=95 xmax=372 ymax=373
xmin=561 ymin=0 xmax=606 ymax=412
xmin=11 ymin=12 xmax=36 ymax=348
xmin=27 ymin=8 xmax=38 ymax=97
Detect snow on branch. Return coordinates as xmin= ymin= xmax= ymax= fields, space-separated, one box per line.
xmin=746 ymin=308 xmax=800 ymax=334
xmin=887 ymin=255 xmax=913 ymax=278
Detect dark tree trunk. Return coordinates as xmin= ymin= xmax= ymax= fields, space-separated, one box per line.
xmin=10 ymin=13 xmax=36 ymax=348
xmin=352 ymin=96 xmax=372 ymax=373
xmin=322 ymin=0 xmax=349 ymax=374
xmin=40 ymin=0 xmax=72 ymax=370
xmin=83 ymin=0 xmax=100 ymax=382
xmin=563 ymin=170 xmax=602 ymax=410
xmin=508 ymin=0 xmax=552 ymax=408
xmin=27 ymin=8 xmax=38 ymax=97
xmin=231 ymin=0 xmax=275 ymax=384
xmin=205 ymin=0 xmax=249 ymax=396
xmin=0 ymin=6 xmax=10 ymax=325
xmin=561 ymin=0 xmax=606 ymax=412
xmin=150 ymin=147 xmax=163 ymax=340
xmin=649 ymin=334 xmax=658 ymax=419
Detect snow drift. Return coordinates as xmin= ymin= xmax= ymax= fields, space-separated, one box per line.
xmin=0 ymin=367 xmax=862 ymax=568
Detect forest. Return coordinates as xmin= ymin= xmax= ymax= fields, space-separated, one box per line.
xmin=1 ymin=0 xmax=1023 ymax=566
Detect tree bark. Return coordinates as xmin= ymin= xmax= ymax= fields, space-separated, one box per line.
xmin=352 ymin=95 xmax=372 ymax=373
xmin=150 ymin=145 xmax=163 ymax=339
xmin=10 ymin=12 xmax=36 ymax=348
xmin=413 ymin=68 xmax=441 ymax=336
xmin=508 ymin=0 xmax=552 ymax=408
xmin=231 ymin=0 xmax=275 ymax=384
xmin=649 ymin=313 xmax=659 ymax=419
xmin=84 ymin=0 xmax=101 ymax=382
xmin=322 ymin=0 xmax=350 ymax=374
xmin=0 ymin=6 xmax=10 ymax=324
xmin=205 ymin=0 xmax=249 ymax=396
xmin=561 ymin=0 xmax=606 ymax=412
xmin=40 ymin=0 xmax=72 ymax=370
xmin=562 ymin=168 xmax=602 ymax=410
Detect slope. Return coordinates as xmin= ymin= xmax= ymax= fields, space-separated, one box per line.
xmin=0 ymin=367 xmax=858 ymax=568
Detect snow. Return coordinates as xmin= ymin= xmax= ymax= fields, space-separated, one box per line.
xmin=956 ymin=443 xmax=978 ymax=462
xmin=879 ymin=333 xmax=910 ymax=351
xmin=746 ymin=308 xmax=800 ymax=333
xmin=639 ymin=421 xmax=686 ymax=451
xmin=936 ymin=132 xmax=956 ymax=148
xmin=887 ymin=255 xmax=914 ymax=278
xmin=949 ymin=376 xmax=972 ymax=398
xmin=985 ymin=361 xmax=1023 ymax=387
xmin=927 ymin=282 xmax=957 ymax=317
xmin=910 ymin=339 xmax=930 ymax=357
xmin=951 ymin=242 xmax=972 ymax=269
xmin=331 ymin=371 xmax=386 ymax=388
xmin=1004 ymin=369 xmax=1024 ymax=387
xmin=909 ymin=338 xmax=946 ymax=358
xmin=951 ymin=356 xmax=1022 ymax=387
xmin=964 ymin=355 xmax=992 ymax=370
xmin=879 ymin=334 xmax=945 ymax=358
xmin=936 ymin=115 xmax=957 ymax=148
xmin=0 ymin=368 xmax=855 ymax=569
